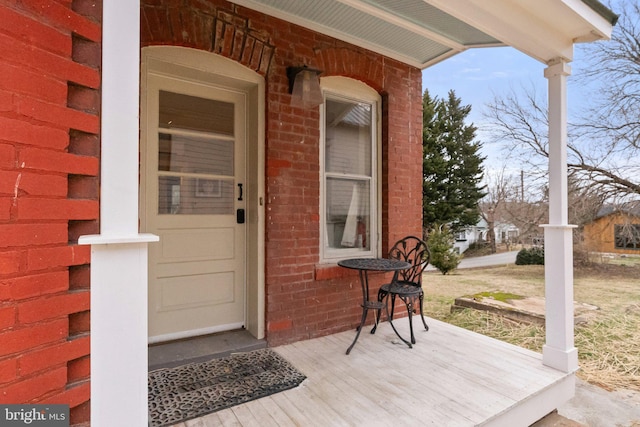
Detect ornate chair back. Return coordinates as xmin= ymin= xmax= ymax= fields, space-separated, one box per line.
xmin=388 ymin=236 xmax=430 ymax=285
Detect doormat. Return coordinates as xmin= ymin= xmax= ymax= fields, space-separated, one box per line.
xmin=148 ymin=348 xmax=306 ymax=427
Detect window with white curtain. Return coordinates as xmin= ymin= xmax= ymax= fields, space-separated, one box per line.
xmin=320 ymin=77 xmax=380 ymax=262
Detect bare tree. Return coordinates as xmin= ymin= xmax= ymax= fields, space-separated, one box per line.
xmin=503 ymin=199 xmax=547 ymax=248
xmin=484 ymin=1 xmax=640 ymax=203
xmin=485 ymin=85 xmax=639 ymax=203
xmin=479 ymin=168 xmax=514 ymax=253
xmin=480 ymin=169 xmax=604 ymax=252
xmin=579 ymin=1 xmax=640 ymax=152
xmin=479 ymin=166 xmax=528 ymax=253
xmin=572 ymin=1 xmax=640 ymax=199
xmin=480 ymin=168 xmax=547 ymax=251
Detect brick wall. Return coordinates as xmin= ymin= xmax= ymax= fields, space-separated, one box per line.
xmin=0 ymin=0 xmax=100 ymax=424
xmin=141 ymin=0 xmax=423 ymax=347
xmin=0 ymin=0 xmax=422 ymax=424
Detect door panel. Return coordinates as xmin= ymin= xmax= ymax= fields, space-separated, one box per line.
xmin=158 ymin=228 xmax=234 ymax=261
xmin=157 ymin=272 xmax=235 ymax=310
xmin=143 ymin=74 xmax=246 ymax=342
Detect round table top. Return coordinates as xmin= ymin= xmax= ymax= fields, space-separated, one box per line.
xmin=337 ymin=257 xmax=411 ymax=271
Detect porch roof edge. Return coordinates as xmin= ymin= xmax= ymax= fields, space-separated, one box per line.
xmin=581 ymin=0 xmax=619 ymax=26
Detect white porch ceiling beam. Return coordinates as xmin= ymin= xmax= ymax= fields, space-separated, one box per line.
xmin=420 ymin=50 xmax=462 ymax=69
xmin=562 ymin=0 xmax=615 ymax=41
xmin=424 ymin=0 xmax=575 ymax=63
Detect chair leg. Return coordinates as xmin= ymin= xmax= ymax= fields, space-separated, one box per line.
xmin=371 ymin=289 xmax=387 ymax=334
xmin=347 ymin=306 xmax=369 ymax=355
xmin=403 ymin=297 xmax=416 ymax=345
xmin=386 ymin=294 xmax=412 ymax=349
xmin=419 ymin=292 xmax=429 ymax=332
xmin=389 ymin=294 xmax=396 ymax=321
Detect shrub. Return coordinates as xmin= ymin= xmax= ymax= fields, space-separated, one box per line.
xmin=428 ymin=225 xmax=461 ymax=274
xmin=515 ymin=247 xmax=545 ymax=265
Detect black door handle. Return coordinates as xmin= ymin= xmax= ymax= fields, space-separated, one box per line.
xmin=238 ymin=183 xmax=243 ymax=201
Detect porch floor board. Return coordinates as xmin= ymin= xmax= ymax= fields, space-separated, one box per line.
xmin=170 ymin=316 xmax=572 ymax=427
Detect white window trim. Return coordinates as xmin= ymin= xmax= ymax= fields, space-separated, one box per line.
xmin=319 ymin=76 xmax=382 ymax=263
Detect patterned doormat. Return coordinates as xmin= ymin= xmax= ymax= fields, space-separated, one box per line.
xmin=148 ymin=348 xmax=306 ymax=427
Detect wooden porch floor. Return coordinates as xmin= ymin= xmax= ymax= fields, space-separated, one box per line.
xmin=170 ymin=316 xmax=575 ymax=427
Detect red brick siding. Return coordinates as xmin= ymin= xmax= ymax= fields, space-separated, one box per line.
xmin=0 ymin=0 xmax=100 ymax=424
xmin=1 ymin=0 xmax=422 ymax=424
xmin=141 ymin=0 xmax=423 ymax=347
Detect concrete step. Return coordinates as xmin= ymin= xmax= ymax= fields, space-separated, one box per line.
xmin=148 ymin=329 xmax=266 ymax=371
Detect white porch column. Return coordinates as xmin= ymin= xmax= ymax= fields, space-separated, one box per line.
xmin=78 ymin=0 xmax=158 ymax=426
xmin=541 ymin=59 xmax=578 ymax=373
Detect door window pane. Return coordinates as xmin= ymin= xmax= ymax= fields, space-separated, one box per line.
xmin=159 ymin=91 xmax=234 ymax=135
xmin=157 ymin=91 xmax=235 ymax=215
xmin=158 ymin=133 xmax=233 ymax=175
xmin=158 ymin=176 xmax=234 ymax=215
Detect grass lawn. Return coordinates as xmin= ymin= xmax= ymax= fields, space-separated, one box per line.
xmin=423 ymin=263 xmax=640 ymax=392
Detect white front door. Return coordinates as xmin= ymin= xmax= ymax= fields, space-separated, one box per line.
xmin=143 ymin=73 xmax=246 ymax=343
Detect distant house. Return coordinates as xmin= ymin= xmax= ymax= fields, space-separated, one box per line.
xmin=454 ymin=219 xmax=487 ymax=253
xmin=583 ymin=208 xmax=640 ymax=255
xmin=495 ymin=222 xmax=520 ymax=245
xmin=454 ymin=219 xmax=519 ymax=253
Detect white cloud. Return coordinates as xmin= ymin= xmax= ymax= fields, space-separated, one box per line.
xmin=490 ymin=71 xmax=509 ymax=78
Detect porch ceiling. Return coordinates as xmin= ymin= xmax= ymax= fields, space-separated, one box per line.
xmin=231 ymin=0 xmax=616 ymax=69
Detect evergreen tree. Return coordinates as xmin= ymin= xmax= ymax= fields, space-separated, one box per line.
xmin=428 ymin=225 xmax=461 ymax=275
xmin=422 ymin=89 xmax=486 ymax=232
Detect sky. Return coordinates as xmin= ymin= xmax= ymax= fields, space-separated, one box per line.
xmin=421 ymin=46 xmax=544 ymax=127
xmin=420 ymin=0 xmax=625 ymax=170
xmin=421 ymin=47 xmax=545 ymax=169
xmin=420 ymin=44 xmax=597 ymax=170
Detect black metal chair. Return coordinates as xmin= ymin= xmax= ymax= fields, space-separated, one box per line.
xmin=373 ymin=236 xmax=430 ymax=346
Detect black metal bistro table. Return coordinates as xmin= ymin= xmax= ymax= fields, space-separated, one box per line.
xmin=338 ymin=258 xmax=412 ymax=354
